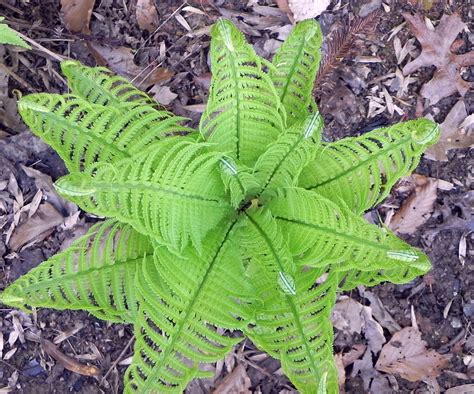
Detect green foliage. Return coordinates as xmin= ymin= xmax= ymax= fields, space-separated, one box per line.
xmin=0 ymin=16 xmax=30 ymax=49
xmin=0 ymin=18 xmax=440 ymax=393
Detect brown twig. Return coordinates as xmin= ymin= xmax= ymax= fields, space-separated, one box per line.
xmin=15 ymin=31 xmax=65 ymax=62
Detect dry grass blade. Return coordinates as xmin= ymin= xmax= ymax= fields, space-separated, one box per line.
xmin=314 ymin=9 xmax=382 ymax=97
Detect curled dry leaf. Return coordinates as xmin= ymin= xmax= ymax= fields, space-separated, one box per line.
xmin=425 ymin=100 xmax=474 ymax=162
xmin=402 ymin=12 xmax=474 ymax=105
xmin=389 ymin=175 xmax=438 ymax=235
xmin=136 ymin=0 xmax=159 ymax=33
xmin=88 ymin=43 xmax=174 ymax=89
xmin=60 ymin=0 xmax=95 ymax=34
xmin=375 ymin=327 xmax=451 ymax=387
xmin=42 ymin=339 xmax=100 ymax=377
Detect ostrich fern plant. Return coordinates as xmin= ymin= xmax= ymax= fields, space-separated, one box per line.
xmin=0 ymin=19 xmax=439 ymax=393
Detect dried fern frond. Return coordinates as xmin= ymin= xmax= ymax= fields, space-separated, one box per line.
xmin=314 ymin=9 xmax=383 ymax=96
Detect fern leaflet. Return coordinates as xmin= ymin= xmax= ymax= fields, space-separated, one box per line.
xmin=299 ymin=119 xmax=440 ymax=214
xmin=200 ymin=19 xmax=285 ymax=166
xmin=0 ymin=220 xmax=151 ymax=322
xmin=271 ymin=19 xmax=322 ymax=126
xmin=125 ymin=226 xmax=253 ymax=392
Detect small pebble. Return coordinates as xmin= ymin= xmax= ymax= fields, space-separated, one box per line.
xmin=450 ymin=317 xmax=463 ymax=329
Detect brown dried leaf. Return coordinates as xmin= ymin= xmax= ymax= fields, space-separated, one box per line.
xmin=42 ymin=339 xmax=100 ymax=377
xmin=60 ymin=0 xmax=95 ymax=34
xmin=446 ymin=384 xmax=474 ymax=394
xmin=213 ymin=364 xmax=251 ymax=394
xmin=8 ymin=202 xmax=64 ymax=251
xmin=389 ymin=176 xmax=438 ymax=235
xmin=375 ymin=327 xmax=451 ymax=385
xmin=136 ymin=0 xmax=159 ymax=33
xmin=88 ymin=43 xmax=174 ymax=89
xmin=425 ymin=100 xmax=474 ymax=161
xmin=286 ymin=0 xmax=330 ymax=22
xmin=402 ymin=13 xmax=474 ymax=105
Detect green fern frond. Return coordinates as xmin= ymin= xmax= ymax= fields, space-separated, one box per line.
xmin=125 ymin=226 xmax=253 ymax=393
xmin=271 ymin=19 xmax=322 ymax=126
xmin=241 ymin=208 xmax=297 ymax=296
xmin=4 ymin=18 xmax=440 ymax=394
xmin=0 ymin=17 xmax=30 ymax=49
xmin=18 ymin=94 xmax=192 ymax=173
xmin=246 ymin=266 xmax=339 ymax=394
xmin=61 ymin=60 xmax=153 ymax=106
xmin=269 ymin=187 xmax=431 ymax=276
xmin=253 ymin=112 xmax=323 ymax=198
xmin=56 ymin=138 xmax=233 ymax=251
xmin=299 ymin=119 xmax=440 ymax=214
xmin=200 ymin=19 xmax=286 ymax=166
xmin=0 ymin=220 xmax=151 ymax=322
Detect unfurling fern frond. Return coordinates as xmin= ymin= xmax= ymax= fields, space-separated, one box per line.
xmin=200 ymin=19 xmax=285 ymax=166
xmin=253 ymin=112 xmax=323 ymax=197
xmin=3 ymin=17 xmax=440 ymax=394
xmin=56 ymin=138 xmax=232 ymax=251
xmin=125 ymin=227 xmax=253 ymax=393
xmin=0 ymin=220 xmax=152 ymax=322
xmin=0 ymin=17 xmax=31 ymax=49
xmin=18 ymin=94 xmax=192 ymax=173
xmin=299 ymin=119 xmax=440 ymax=214
xmin=61 ymin=60 xmax=153 ymax=106
xmin=269 ymin=187 xmax=431 ymax=276
xmin=271 ymin=19 xmax=322 ymax=126
xmin=219 ymin=157 xmax=260 ymax=208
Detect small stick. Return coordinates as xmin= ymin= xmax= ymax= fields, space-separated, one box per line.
xmin=100 ymin=336 xmax=134 ymax=385
xmin=15 ymin=31 xmax=65 ymax=62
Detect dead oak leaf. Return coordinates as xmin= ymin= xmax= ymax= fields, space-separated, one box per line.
xmin=375 ymin=327 xmax=451 ymax=387
xmin=388 ymin=175 xmax=438 ymax=235
xmin=60 ymin=0 xmax=95 ymax=34
xmin=402 ymin=12 xmax=474 ymax=105
xmin=425 ymin=100 xmax=474 ymax=161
